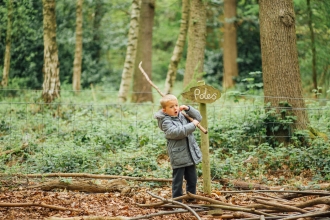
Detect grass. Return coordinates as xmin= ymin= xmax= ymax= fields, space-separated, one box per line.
xmin=0 ymin=84 xmax=330 ymax=187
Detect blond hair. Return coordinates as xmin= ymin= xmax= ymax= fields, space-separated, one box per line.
xmin=160 ymin=94 xmax=178 ymax=108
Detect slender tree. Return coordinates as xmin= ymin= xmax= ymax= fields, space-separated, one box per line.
xmin=72 ymin=0 xmax=84 ymax=92
xmin=118 ymin=0 xmax=140 ymax=103
xmin=91 ymin=0 xmax=106 ymax=62
xmin=42 ymin=0 xmax=60 ymax=103
xmin=306 ymin=0 xmax=317 ymax=92
xmin=259 ymin=0 xmax=309 ymax=130
xmin=222 ymin=0 xmax=238 ymax=89
xmin=1 ymin=0 xmax=13 ymax=88
xmin=163 ymin=0 xmax=189 ymax=95
xmin=131 ymin=0 xmax=154 ymax=103
xmin=183 ymin=0 xmax=207 ymax=88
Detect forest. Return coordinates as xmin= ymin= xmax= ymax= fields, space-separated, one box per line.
xmin=0 ymin=0 xmax=330 ymax=219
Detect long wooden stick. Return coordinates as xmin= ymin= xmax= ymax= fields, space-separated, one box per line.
xmin=138 ymin=61 xmax=207 ymax=134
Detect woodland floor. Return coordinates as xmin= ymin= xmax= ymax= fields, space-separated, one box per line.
xmin=1 ymin=177 xmax=330 ymax=220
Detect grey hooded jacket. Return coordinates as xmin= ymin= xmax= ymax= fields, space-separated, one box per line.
xmin=154 ymin=106 xmax=202 ymax=169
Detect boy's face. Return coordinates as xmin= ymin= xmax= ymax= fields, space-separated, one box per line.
xmin=163 ymin=99 xmax=179 ymax=117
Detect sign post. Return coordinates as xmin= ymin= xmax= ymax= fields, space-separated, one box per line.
xmin=182 ymin=81 xmax=221 ymax=194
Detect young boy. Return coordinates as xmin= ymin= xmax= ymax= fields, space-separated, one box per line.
xmin=154 ymin=94 xmax=202 ymax=202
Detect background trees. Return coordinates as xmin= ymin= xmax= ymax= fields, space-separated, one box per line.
xmin=0 ymin=0 xmax=328 ymax=99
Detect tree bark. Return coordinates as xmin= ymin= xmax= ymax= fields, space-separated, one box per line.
xmin=118 ymin=0 xmax=141 ymax=102
xmin=222 ymin=0 xmax=238 ymax=90
xmin=42 ymin=0 xmax=61 ymax=103
xmin=131 ymin=0 xmax=154 ymax=103
xmin=29 ymin=179 xmax=131 ymax=194
xmin=91 ymin=0 xmax=105 ymax=62
xmin=163 ymin=0 xmax=189 ymax=95
xmin=72 ymin=0 xmax=84 ymax=93
xmin=183 ymin=0 xmax=207 ymax=88
xmin=259 ymin=0 xmax=309 ymax=130
xmin=307 ymin=0 xmax=317 ymax=93
xmin=1 ymin=0 xmax=13 ymax=88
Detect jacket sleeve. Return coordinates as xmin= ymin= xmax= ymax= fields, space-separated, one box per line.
xmin=161 ymin=118 xmax=196 ymax=140
xmin=185 ymin=105 xmax=202 ymax=122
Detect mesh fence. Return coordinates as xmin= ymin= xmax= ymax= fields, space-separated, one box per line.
xmin=0 ymin=89 xmax=330 ymax=180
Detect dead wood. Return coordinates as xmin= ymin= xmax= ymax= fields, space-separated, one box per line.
xmin=186 ymin=192 xmax=241 ymax=207
xmin=219 ymin=178 xmax=270 ymax=190
xmin=219 ymin=189 xmax=330 ymax=196
xmin=27 ymin=179 xmax=130 ymax=194
xmin=253 ymin=198 xmax=309 ymax=213
xmin=47 ymin=217 xmax=129 ymax=220
xmin=135 ymin=194 xmax=189 ymax=207
xmin=281 ymin=210 xmax=330 ymax=220
xmin=147 ymin=191 xmax=202 ymax=220
xmin=295 ymin=196 xmax=330 ymax=208
xmin=0 ymin=142 xmax=28 ymax=156
xmin=0 ymin=202 xmax=80 ymax=212
xmin=0 ymin=173 xmax=172 ymax=182
xmin=47 ymin=209 xmax=207 ymax=220
xmin=202 ymin=204 xmax=278 ymax=217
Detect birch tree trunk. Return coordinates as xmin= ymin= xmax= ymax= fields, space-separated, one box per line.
xmin=131 ymin=0 xmax=154 ymax=103
xmin=183 ymin=0 xmax=206 ymax=88
xmin=222 ymin=0 xmax=238 ymax=90
xmin=163 ymin=0 xmax=189 ymax=95
xmin=72 ymin=0 xmax=84 ymax=93
xmin=42 ymin=0 xmax=60 ymax=103
xmin=1 ymin=0 xmax=13 ymax=88
xmin=118 ymin=0 xmax=140 ymax=103
xmin=259 ymin=0 xmax=309 ymax=130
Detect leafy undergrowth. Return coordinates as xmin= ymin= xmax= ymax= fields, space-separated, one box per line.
xmin=0 ymin=176 xmax=326 ymax=220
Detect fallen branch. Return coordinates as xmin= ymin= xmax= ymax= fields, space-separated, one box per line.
xmin=27 ymin=179 xmax=130 ymax=194
xmin=295 ymin=196 xmax=330 ymax=208
xmin=218 ymin=189 xmax=330 ymax=196
xmin=0 ymin=142 xmax=28 ymax=156
xmin=47 ymin=217 xmax=129 ymax=220
xmin=0 ymin=202 xmax=80 ymax=212
xmin=147 ymin=191 xmax=202 ymax=220
xmin=253 ymin=198 xmax=308 ymax=213
xmin=281 ymin=210 xmax=330 ymax=220
xmin=0 ymin=173 xmax=172 ymax=182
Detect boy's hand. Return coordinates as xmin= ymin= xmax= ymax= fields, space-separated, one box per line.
xmin=179 ymin=105 xmax=189 ymax=111
xmin=192 ymin=119 xmax=200 ymax=126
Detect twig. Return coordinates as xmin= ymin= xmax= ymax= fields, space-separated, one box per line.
xmin=147 ymin=191 xmax=202 ymax=220
xmin=218 ymin=190 xmax=330 ymax=196
xmin=129 ymin=208 xmax=206 ymax=220
xmin=136 ymin=195 xmax=189 ymax=207
xmin=0 ymin=202 xmax=80 ymax=212
xmin=0 ymin=173 xmax=172 ymax=182
xmin=281 ymin=210 xmax=330 ymax=220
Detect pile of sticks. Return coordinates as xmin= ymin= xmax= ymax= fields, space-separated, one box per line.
xmin=139 ymin=190 xmax=330 ymax=220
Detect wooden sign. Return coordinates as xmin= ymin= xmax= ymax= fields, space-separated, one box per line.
xmin=181 ymin=85 xmax=221 ymax=104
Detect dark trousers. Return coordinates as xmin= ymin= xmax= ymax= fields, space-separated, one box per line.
xmin=172 ymin=165 xmax=197 ymax=199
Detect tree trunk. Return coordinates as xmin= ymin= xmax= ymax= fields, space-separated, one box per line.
xmin=222 ymin=0 xmax=238 ymax=90
xmin=259 ymin=0 xmax=309 ymax=130
xmin=118 ymin=0 xmax=140 ymax=103
xmin=72 ymin=0 xmax=84 ymax=93
xmin=42 ymin=0 xmax=60 ymax=103
xmin=92 ymin=0 xmax=106 ymax=62
xmin=1 ymin=0 xmax=13 ymax=88
xmin=307 ymin=0 xmax=317 ymax=93
xmin=131 ymin=0 xmax=154 ymax=103
xmin=183 ymin=0 xmax=207 ymax=88
xmin=163 ymin=0 xmax=189 ymax=95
